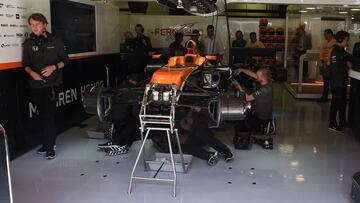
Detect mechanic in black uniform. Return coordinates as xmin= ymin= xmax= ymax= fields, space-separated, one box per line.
xmin=352 ymin=36 xmax=360 ymax=69
xmin=232 ymin=30 xmax=247 ymax=64
xmin=179 ymin=107 xmax=234 ymax=166
xmin=328 ymin=31 xmax=360 ymax=132
xmin=132 ymin=24 xmax=152 ymax=77
xmin=97 ymin=74 xmax=141 ymax=156
xmin=232 ymin=67 xmax=275 ymax=148
xmin=189 ymin=29 xmax=204 ymax=56
xmin=23 ymin=13 xmax=68 ymax=159
xmin=169 ymin=32 xmax=186 ymax=56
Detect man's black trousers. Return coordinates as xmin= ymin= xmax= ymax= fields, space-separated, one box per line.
xmin=330 ymin=87 xmax=347 ymax=127
xmin=32 ymin=87 xmax=57 ymax=151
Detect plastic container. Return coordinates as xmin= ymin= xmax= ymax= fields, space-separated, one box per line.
xmin=146 ymin=152 xmax=193 ymax=173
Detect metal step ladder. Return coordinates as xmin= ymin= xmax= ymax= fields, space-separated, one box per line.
xmin=0 ymin=124 xmax=14 ymax=203
xmin=128 ymin=84 xmax=187 ymax=197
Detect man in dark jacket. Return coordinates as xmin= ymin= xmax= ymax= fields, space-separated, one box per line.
xmin=132 ymin=24 xmax=152 ymax=75
xmin=179 ymin=107 xmax=234 ymax=166
xmin=232 ymin=30 xmax=247 ymax=64
xmin=169 ymin=32 xmax=186 ymax=56
xmin=329 ymin=31 xmax=360 ymax=132
xmin=23 ymin=13 xmax=68 ymax=159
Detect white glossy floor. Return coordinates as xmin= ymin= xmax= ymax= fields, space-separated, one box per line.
xmin=10 ymin=84 xmax=360 ymax=203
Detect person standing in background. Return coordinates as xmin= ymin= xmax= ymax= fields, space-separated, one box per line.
xmin=120 ymin=31 xmax=135 ymax=81
xmin=169 ymin=32 xmax=186 ymax=56
xmin=188 ymin=29 xmax=204 ymax=56
xmin=132 ymin=24 xmax=152 ymax=77
xmin=353 ymin=37 xmax=360 ymax=57
xmin=23 ymin=13 xmax=68 ymax=159
xmin=201 ymin=25 xmax=224 ymax=62
xmin=246 ymin=32 xmax=265 ymax=48
xmin=295 ymin=24 xmax=312 ymax=80
xmin=232 ymin=30 xmax=247 ymax=64
xmin=123 ymin=31 xmax=134 ymax=54
xmin=232 ymin=30 xmax=247 ymax=48
xmin=328 ymin=31 xmax=360 ymax=132
xmin=318 ymin=29 xmax=336 ymax=102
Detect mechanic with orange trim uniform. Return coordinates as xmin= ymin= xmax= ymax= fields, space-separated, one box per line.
xmin=23 ymin=13 xmax=68 ymax=159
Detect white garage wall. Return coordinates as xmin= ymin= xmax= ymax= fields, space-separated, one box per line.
xmin=0 ymin=0 xmax=120 ymax=64
xmin=95 ymin=3 xmax=121 ymax=54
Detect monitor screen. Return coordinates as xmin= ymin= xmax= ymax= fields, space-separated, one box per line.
xmin=50 ymin=0 xmax=96 ymax=54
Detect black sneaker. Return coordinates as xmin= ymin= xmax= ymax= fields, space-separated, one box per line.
xmin=37 ymin=145 xmax=56 ymax=155
xmin=105 ymin=145 xmax=130 ymax=156
xmin=98 ymin=141 xmax=115 ymax=149
xmin=46 ymin=149 xmax=56 ymax=160
xmin=262 ymin=138 xmax=273 ymax=149
xmin=220 ymin=150 xmax=234 ymax=162
xmin=37 ymin=146 xmax=46 ymax=155
xmin=207 ymin=151 xmax=219 ymax=166
xmin=328 ymin=125 xmax=344 ymax=133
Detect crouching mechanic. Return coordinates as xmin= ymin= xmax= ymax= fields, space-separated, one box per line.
xmin=97 ymin=75 xmax=141 ymax=155
xmin=179 ymin=106 xmax=234 ymax=166
xmin=232 ymin=67 xmax=275 ymax=148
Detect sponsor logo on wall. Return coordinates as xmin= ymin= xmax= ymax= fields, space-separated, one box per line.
xmin=0 ymin=0 xmax=29 ymax=63
xmin=149 ymin=23 xmax=203 ymax=41
xmin=0 ymin=3 xmax=29 ymax=63
xmin=1 ymin=44 xmax=10 ymax=48
xmin=6 ymin=4 xmax=15 ymax=9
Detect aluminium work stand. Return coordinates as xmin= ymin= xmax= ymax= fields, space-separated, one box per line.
xmin=128 ymin=84 xmax=187 ymax=197
xmin=0 ymin=124 xmax=14 ymax=203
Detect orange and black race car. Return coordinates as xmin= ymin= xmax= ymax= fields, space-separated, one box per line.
xmin=83 ymin=39 xmax=250 ymax=129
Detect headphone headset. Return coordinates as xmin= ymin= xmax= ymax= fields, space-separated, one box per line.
xmin=30 ymin=31 xmax=49 ymax=45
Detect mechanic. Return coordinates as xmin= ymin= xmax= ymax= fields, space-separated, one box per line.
xmin=232 ymin=67 xmax=274 ymax=135
xmin=179 ymin=107 xmax=234 ymax=166
xmin=23 ymin=13 xmax=68 ymax=159
xmin=132 ymin=24 xmax=152 ymax=76
xmin=169 ymin=32 xmax=186 ymax=56
xmin=188 ymin=29 xmax=204 ymax=55
xmin=232 ymin=30 xmax=247 ymax=64
xmin=97 ymin=74 xmax=141 ymax=156
xmin=328 ymin=31 xmax=360 ymax=132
